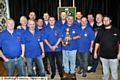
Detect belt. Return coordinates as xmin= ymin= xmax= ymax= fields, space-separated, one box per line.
xmin=6 ymin=56 xmax=21 ymax=59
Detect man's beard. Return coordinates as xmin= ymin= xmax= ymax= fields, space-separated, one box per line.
xmin=105 ymin=24 xmax=111 ymax=27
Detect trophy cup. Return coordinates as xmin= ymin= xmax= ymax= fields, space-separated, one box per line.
xmin=63 ymin=28 xmax=70 ymax=45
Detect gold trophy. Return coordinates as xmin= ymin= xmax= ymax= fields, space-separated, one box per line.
xmin=63 ymin=28 xmax=70 ymax=45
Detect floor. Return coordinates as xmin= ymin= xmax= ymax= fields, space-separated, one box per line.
xmin=0 ymin=59 xmax=119 ymax=80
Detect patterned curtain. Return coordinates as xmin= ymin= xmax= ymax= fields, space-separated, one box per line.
xmin=0 ymin=0 xmax=9 ymax=32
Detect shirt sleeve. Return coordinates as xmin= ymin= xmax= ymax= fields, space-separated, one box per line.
xmin=39 ymin=32 xmax=43 ymax=42
xmin=42 ymin=29 xmax=48 ymax=40
xmin=95 ymin=31 xmax=101 ymax=43
xmin=75 ymin=26 xmax=81 ymax=36
xmin=21 ymin=33 xmax=26 ymax=44
xmin=58 ymin=29 xmax=63 ymax=38
xmin=0 ymin=32 xmax=3 ymax=47
xmin=89 ymin=29 xmax=95 ymax=41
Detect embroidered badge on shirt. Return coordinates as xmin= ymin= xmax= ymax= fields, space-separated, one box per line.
xmin=113 ymin=33 xmax=117 ymax=36
xmin=55 ymin=31 xmax=58 ymax=36
xmin=17 ymin=37 xmax=21 ymax=42
xmin=72 ymin=30 xmax=75 ymax=34
xmin=38 ymin=37 xmax=40 ymax=42
xmin=84 ymin=33 xmax=88 ymax=37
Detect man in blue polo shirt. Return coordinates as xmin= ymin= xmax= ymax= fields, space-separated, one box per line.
xmin=74 ymin=11 xmax=82 ymax=27
xmin=0 ymin=18 xmax=26 ymax=76
xmin=43 ymin=13 xmax=49 ymax=28
xmin=21 ymin=20 xmax=45 ymax=77
xmin=56 ymin=11 xmax=67 ymax=28
xmin=17 ymin=16 xmax=28 ymax=34
xmin=77 ymin=17 xmax=94 ymax=77
xmin=43 ymin=16 xmax=63 ymax=79
xmin=62 ymin=15 xmax=81 ymax=78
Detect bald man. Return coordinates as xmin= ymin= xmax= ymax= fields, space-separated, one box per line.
xmin=21 ymin=20 xmax=45 ymax=77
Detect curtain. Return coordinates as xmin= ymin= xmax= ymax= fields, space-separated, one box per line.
xmin=8 ymin=0 xmax=120 ymax=29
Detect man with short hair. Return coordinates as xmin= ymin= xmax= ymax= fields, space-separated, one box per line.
xmin=43 ymin=13 xmax=49 ymax=28
xmin=21 ymin=20 xmax=45 ymax=77
xmin=62 ymin=15 xmax=80 ymax=78
xmin=56 ymin=11 xmax=67 ymax=28
xmin=94 ymin=16 xmax=120 ymax=80
xmin=43 ymin=16 xmax=63 ymax=79
xmin=74 ymin=11 xmax=82 ymax=27
xmin=0 ymin=18 xmax=26 ymax=76
xmin=77 ymin=17 xmax=94 ymax=77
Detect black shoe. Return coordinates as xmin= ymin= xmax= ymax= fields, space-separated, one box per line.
xmin=51 ymin=74 xmax=55 ymax=79
xmin=59 ymin=73 xmax=63 ymax=78
xmin=82 ymin=73 xmax=87 ymax=77
xmin=87 ymin=69 xmax=95 ymax=73
xmin=46 ymin=70 xmax=50 ymax=75
xmin=77 ymin=70 xmax=83 ymax=74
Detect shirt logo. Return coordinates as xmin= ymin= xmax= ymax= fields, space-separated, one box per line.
xmin=38 ymin=37 xmax=40 ymax=42
xmin=72 ymin=30 xmax=75 ymax=34
xmin=17 ymin=37 xmax=21 ymax=42
xmin=113 ymin=33 xmax=117 ymax=36
xmin=55 ymin=31 xmax=58 ymax=36
xmin=84 ymin=33 xmax=88 ymax=37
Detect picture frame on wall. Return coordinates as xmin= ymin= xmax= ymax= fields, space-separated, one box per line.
xmin=57 ymin=7 xmax=76 ymax=20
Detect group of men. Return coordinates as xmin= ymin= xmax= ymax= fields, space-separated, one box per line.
xmin=0 ymin=11 xmax=120 ymax=80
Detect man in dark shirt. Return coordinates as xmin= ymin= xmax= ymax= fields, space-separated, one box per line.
xmin=94 ymin=16 xmax=120 ymax=80
xmin=88 ymin=13 xmax=104 ymax=73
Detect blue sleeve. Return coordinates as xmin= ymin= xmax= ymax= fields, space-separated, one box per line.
xmin=58 ymin=29 xmax=62 ymax=38
xmin=21 ymin=33 xmax=26 ymax=44
xmin=42 ymin=29 xmax=48 ymax=40
xmin=0 ymin=32 xmax=3 ymax=47
xmin=39 ymin=32 xmax=43 ymax=42
xmin=89 ymin=29 xmax=95 ymax=41
xmin=75 ymin=26 xmax=81 ymax=36
xmin=61 ymin=26 xmax=66 ymax=39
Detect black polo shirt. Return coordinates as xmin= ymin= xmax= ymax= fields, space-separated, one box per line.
xmin=95 ymin=26 xmax=120 ymax=59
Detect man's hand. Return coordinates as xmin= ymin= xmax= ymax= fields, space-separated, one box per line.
xmin=4 ymin=58 xmax=9 ymax=62
xmin=117 ymin=53 xmax=120 ymax=60
xmin=42 ymin=53 xmax=45 ymax=58
xmin=21 ymin=55 xmax=26 ymax=62
xmin=94 ymin=52 xmax=98 ymax=59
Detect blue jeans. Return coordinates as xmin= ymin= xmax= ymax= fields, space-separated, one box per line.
xmin=100 ymin=57 xmax=119 ymax=80
xmin=63 ymin=50 xmax=77 ymax=74
xmin=26 ymin=56 xmax=45 ymax=77
xmin=47 ymin=51 xmax=62 ymax=75
xmin=4 ymin=57 xmax=26 ymax=76
xmin=78 ymin=52 xmax=89 ymax=72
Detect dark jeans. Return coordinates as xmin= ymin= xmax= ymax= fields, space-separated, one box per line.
xmin=43 ymin=52 xmax=49 ymax=71
xmin=78 ymin=52 xmax=89 ymax=72
xmin=76 ymin=51 xmax=80 ymax=68
xmin=26 ymin=56 xmax=45 ymax=77
xmin=88 ymin=52 xmax=93 ymax=67
xmin=47 ymin=51 xmax=62 ymax=75
xmin=4 ymin=57 xmax=26 ymax=76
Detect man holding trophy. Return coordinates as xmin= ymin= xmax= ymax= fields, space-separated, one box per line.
xmin=62 ymin=15 xmax=81 ymax=78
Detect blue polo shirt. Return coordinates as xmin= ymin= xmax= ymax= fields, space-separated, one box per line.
xmin=42 ymin=26 xmax=62 ymax=52
xmin=21 ymin=30 xmax=42 ymax=58
xmin=62 ymin=24 xmax=80 ymax=50
xmin=43 ymin=21 xmax=49 ymax=28
xmin=18 ymin=25 xmax=29 ymax=34
xmin=56 ymin=19 xmax=67 ymax=28
xmin=77 ymin=25 xmax=94 ymax=52
xmin=0 ymin=29 xmax=22 ymax=58
xmin=74 ymin=20 xmax=81 ymax=27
